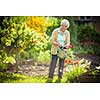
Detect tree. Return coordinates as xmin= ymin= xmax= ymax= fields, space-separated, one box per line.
xmin=0 ymin=16 xmax=35 ymax=70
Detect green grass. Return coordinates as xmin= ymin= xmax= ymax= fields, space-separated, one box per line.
xmin=0 ymin=72 xmax=69 ymax=83
xmin=0 ymin=65 xmax=86 ymax=83
xmin=0 ymin=72 xmax=47 ymax=83
xmin=0 ymin=65 xmax=87 ymax=83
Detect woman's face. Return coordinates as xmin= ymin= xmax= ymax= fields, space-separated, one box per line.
xmin=62 ymin=24 xmax=68 ymax=31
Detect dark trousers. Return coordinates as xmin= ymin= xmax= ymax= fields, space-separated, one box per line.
xmin=48 ymin=55 xmax=65 ymax=79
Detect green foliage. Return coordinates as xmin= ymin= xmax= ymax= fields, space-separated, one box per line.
xmin=0 ymin=16 xmax=49 ymax=69
xmin=3 ymin=56 xmax=16 ymax=65
xmin=1 ymin=16 xmax=100 ymax=83
xmin=66 ymin=48 xmax=77 ymax=60
xmin=65 ymin=66 xmax=86 ymax=82
xmin=0 ymin=72 xmax=47 ymax=83
xmin=77 ymin=25 xmax=100 ymax=55
xmin=16 ymin=50 xmax=30 ymax=61
xmin=77 ymin=25 xmax=99 ymax=43
xmin=64 ymin=58 xmax=91 ymax=82
xmin=46 ymin=17 xmax=62 ymax=36
xmin=31 ymin=32 xmax=50 ymax=52
xmin=0 ymin=17 xmax=34 ymax=69
xmin=91 ymin=69 xmax=100 ymax=78
xmin=68 ymin=17 xmax=78 ymax=45
xmin=37 ymin=50 xmax=51 ymax=64
xmin=14 ymin=30 xmax=51 ymax=66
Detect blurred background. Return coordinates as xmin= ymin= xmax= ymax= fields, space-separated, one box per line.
xmin=0 ymin=16 xmax=100 ymax=82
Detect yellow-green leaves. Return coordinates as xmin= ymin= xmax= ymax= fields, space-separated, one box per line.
xmin=3 ymin=56 xmax=16 ymax=65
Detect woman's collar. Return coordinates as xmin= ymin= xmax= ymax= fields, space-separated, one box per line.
xmin=59 ymin=27 xmax=66 ymax=34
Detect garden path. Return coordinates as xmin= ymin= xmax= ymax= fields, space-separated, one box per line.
xmin=7 ymin=55 xmax=100 ymax=77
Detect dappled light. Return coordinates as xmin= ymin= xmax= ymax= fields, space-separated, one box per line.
xmin=0 ymin=16 xmax=100 ymax=83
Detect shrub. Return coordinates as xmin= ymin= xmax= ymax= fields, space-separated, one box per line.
xmin=77 ymin=25 xmax=100 ymax=55
xmin=64 ymin=58 xmax=91 ymax=82
xmin=26 ymin=16 xmax=50 ymax=35
xmin=0 ymin=17 xmax=35 ymax=70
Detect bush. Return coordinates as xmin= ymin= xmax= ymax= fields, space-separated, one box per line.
xmin=26 ymin=16 xmax=50 ymax=35
xmin=37 ymin=50 xmax=51 ymax=64
xmin=46 ymin=17 xmax=61 ymax=36
xmin=77 ymin=25 xmax=100 ymax=55
xmin=0 ymin=16 xmax=35 ymax=69
xmin=64 ymin=58 xmax=91 ymax=82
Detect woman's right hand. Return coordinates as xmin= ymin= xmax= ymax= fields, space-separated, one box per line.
xmin=52 ymin=41 xmax=62 ymax=47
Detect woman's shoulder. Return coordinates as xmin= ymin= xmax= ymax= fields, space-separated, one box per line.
xmin=65 ymin=30 xmax=70 ymax=35
xmin=53 ymin=28 xmax=60 ymax=32
xmin=65 ymin=30 xmax=70 ymax=37
xmin=52 ymin=28 xmax=59 ymax=35
xmin=65 ymin=30 xmax=70 ymax=33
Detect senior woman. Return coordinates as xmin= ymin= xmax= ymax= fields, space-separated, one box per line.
xmin=47 ymin=19 xmax=70 ymax=82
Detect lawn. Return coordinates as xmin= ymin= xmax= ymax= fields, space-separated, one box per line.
xmin=0 ymin=72 xmax=69 ymax=83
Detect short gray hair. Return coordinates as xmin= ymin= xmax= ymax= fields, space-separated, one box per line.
xmin=61 ymin=19 xmax=70 ymax=28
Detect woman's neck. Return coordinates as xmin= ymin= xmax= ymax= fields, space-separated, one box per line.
xmin=60 ymin=27 xmax=65 ymax=34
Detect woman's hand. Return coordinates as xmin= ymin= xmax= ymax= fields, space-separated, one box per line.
xmin=52 ymin=41 xmax=62 ymax=47
xmin=65 ymin=44 xmax=73 ymax=49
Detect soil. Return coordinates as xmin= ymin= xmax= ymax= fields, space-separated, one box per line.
xmin=7 ymin=54 xmax=100 ymax=81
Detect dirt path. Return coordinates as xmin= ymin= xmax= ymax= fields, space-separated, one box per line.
xmin=7 ymin=54 xmax=100 ymax=77
xmin=14 ymin=64 xmax=68 ymax=76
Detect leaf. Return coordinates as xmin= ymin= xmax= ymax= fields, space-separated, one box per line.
xmin=78 ymin=58 xmax=85 ymax=64
xmin=3 ymin=56 xmax=16 ymax=65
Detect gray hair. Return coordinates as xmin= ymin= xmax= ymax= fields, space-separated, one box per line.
xmin=61 ymin=19 xmax=70 ymax=28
